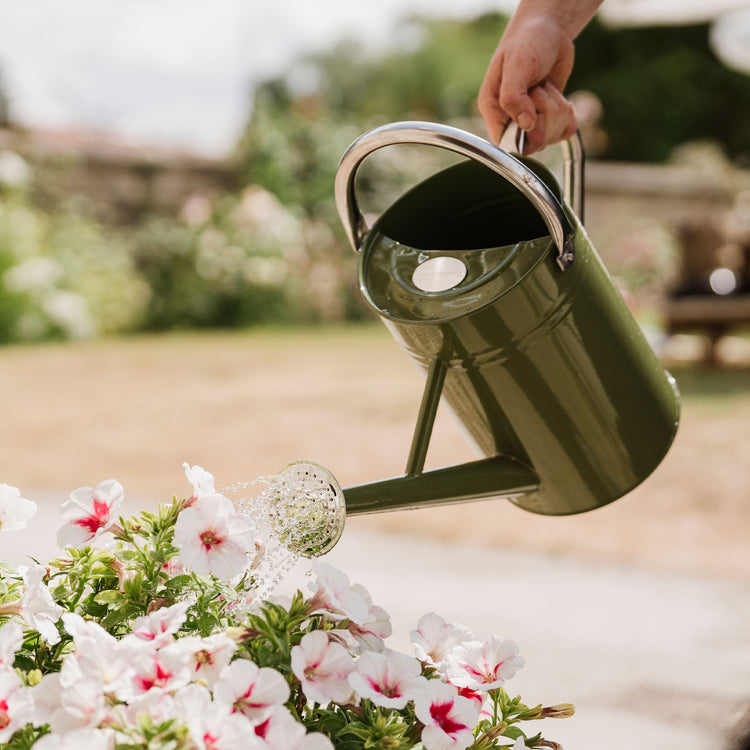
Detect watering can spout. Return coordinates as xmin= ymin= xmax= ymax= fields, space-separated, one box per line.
xmin=342 ymin=456 xmax=539 ymax=516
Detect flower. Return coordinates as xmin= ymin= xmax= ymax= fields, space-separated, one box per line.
xmin=130 ymin=601 xmax=190 ymax=647
xmin=291 ymin=630 xmax=356 ymax=706
xmin=174 ymin=633 xmax=237 ymax=687
xmin=348 ymin=649 xmax=427 ymax=709
xmin=0 ymin=483 xmax=37 ymax=531
xmin=213 ymin=658 xmax=290 ymax=721
xmin=411 ymin=611 xmax=474 ymax=668
xmin=57 ymin=479 xmax=124 ymax=547
xmin=414 ymin=680 xmax=479 ymax=750
xmin=17 ymin=562 xmax=63 ymax=644
xmin=442 ymin=635 xmax=525 ymax=692
xmin=173 ymin=492 xmax=256 ymax=580
xmin=184 ymin=462 xmax=216 ymax=503
xmin=0 ymin=621 xmax=22 ymax=668
xmin=0 ymin=468 xmax=573 ymax=750
xmin=0 ymin=667 xmax=34 ymax=742
xmin=306 ymin=560 xmax=371 ymax=624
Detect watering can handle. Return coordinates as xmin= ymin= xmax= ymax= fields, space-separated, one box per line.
xmin=335 ymin=120 xmax=579 ymax=270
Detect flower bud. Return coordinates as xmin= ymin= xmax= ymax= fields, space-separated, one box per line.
xmin=541 ymin=703 xmax=576 ymax=719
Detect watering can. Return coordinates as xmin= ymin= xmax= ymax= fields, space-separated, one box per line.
xmin=284 ymin=121 xmax=680 ymax=552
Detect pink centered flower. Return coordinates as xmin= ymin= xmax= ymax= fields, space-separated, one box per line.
xmin=57 ymin=479 xmax=124 ymax=548
xmin=0 ymin=668 xmax=33 ymax=742
xmin=173 ymin=493 xmax=256 ymax=580
xmin=130 ymin=601 xmax=190 ymax=647
xmin=306 ymin=562 xmax=370 ymax=625
xmin=413 ymin=680 xmax=479 ymax=750
xmin=0 ymin=484 xmax=37 ymax=532
xmin=411 ymin=612 xmax=473 ymax=668
xmin=290 ymin=630 xmax=355 ymax=706
xmin=347 ymin=650 xmax=427 ymax=709
xmin=442 ymin=635 xmax=525 ymax=692
xmin=213 ymin=659 xmax=290 ymax=721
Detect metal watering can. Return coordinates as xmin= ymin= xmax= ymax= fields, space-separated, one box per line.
xmin=329 ymin=120 xmax=680 ymax=521
xmin=264 ymin=121 xmax=681 ymax=557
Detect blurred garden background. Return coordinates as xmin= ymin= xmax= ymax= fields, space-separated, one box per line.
xmin=0 ymin=4 xmax=750 ymax=750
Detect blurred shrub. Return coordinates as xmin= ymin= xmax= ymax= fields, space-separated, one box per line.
xmin=0 ymin=162 xmax=150 ymax=343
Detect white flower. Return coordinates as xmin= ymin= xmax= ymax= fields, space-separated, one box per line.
xmin=442 ymin=635 xmax=525 ymax=692
xmin=413 ymin=679 xmax=479 ymax=750
xmin=183 ymin=462 xmax=216 ymax=502
xmin=348 ymin=650 xmax=427 ymax=709
xmin=174 ymin=683 xmax=262 ymax=750
xmin=213 ymin=659 xmax=290 ymax=721
xmin=258 ymin=704 xmax=335 ymax=750
xmin=411 ymin=612 xmax=473 ymax=668
xmin=18 ymin=562 xmax=63 ymax=645
xmin=0 ymin=483 xmax=37 ymax=531
xmin=115 ymin=643 xmax=191 ymax=701
xmin=172 ymin=633 xmax=237 ymax=687
xmin=0 ymin=667 xmax=34 ymax=742
xmin=0 ymin=621 xmax=22 ymax=668
xmin=60 ymin=614 xmax=132 ymax=691
xmin=345 ymin=583 xmax=392 ymax=652
xmin=306 ymin=561 xmax=370 ymax=625
xmin=129 ymin=601 xmax=190 ymax=647
xmin=173 ymin=492 xmax=256 ymax=580
xmin=31 ymin=671 xmax=106 ymax=734
xmin=57 ymin=479 xmax=124 ymax=548
xmin=291 ymin=630 xmax=356 ymax=706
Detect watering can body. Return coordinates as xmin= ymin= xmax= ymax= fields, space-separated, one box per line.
xmin=335 ymin=122 xmax=680 ymax=516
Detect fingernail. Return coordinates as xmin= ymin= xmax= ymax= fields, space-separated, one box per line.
xmin=517 ymin=112 xmax=534 ymax=131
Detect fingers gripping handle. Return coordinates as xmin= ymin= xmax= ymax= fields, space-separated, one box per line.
xmin=334 ymin=121 xmax=578 ymax=270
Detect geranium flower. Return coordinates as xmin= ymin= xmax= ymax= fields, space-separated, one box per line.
xmin=290 ymin=630 xmax=356 ymax=706
xmin=173 ymin=492 xmax=256 ymax=580
xmin=0 ymin=621 xmax=22 ymax=669
xmin=0 ymin=483 xmax=37 ymax=531
xmin=347 ymin=650 xmax=427 ymax=709
xmin=411 ymin=612 xmax=473 ymax=668
xmin=442 ymin=635 xmax=525 ymax=692
xmin=116 ymin=643 xmax=191 ymax=701
xmin=173 ymin=633 xmax=237 ymax=687
xmin=61 ymin=614 xmax=132 ymax=691
xmin=345 ymin=583 xmax=392 ymax=652
xmin=306 ymin=562 xmax=370 ymax=625
xmin=256 ymin=704 xmax=334 ymax=750
xmin=31 ymin=671 xmax=106 ymax=734
xmin=213 ymin=658 xmax=290 ymax=721
xmin=57 ymin=479 xmax=124 ymax=548
xmin=18 ymin=562 xmax=63 ymax=645
xmin=0 ymin=667 xmax=34 ymax=742
xmin=413 ymin=679 xmax=479 ymax=750
xmin=183 ymin=462 xmax=216 ymax=504
xmin=130 ymin=601 xmax=190 ymax=647
xmin=174 ymin=683 xmax=262 ymax=750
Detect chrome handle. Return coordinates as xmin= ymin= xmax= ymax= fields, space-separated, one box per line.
xmin=334 ymin=120 xmax=577 ymax=270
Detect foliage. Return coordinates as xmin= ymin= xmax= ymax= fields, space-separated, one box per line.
xmin=0 ymin=191 xmax=149 ymax=343
xmin=569 ymin=20 xmax=750 ymax=164
xmin=0 ymin=467 xmax=573 ymax=750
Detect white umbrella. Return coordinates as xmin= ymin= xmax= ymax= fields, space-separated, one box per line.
xmin=598 ymin=0 xmax=750 ymax=27
xmin=710 ymin=8 xmax=750 ymax=73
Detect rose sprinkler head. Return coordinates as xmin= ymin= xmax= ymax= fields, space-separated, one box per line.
xmin=251 ymin=460 xmax=346 ymax=557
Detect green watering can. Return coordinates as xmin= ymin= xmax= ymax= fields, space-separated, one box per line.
xmin=328 ymin=121 xmax=680 ymax=520
xmin=273 ymin=121 xmax=679 ymax=553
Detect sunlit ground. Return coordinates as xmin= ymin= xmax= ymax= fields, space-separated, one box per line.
xmin=2 ymin=323 xmax=749 ymax=581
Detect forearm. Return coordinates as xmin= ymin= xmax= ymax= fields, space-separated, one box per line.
xmin=507 ymin=0 xmax=603 ymax=40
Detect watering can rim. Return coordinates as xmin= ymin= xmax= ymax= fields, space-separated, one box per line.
xmin=334 ymin=120 xmax=583 ymax=271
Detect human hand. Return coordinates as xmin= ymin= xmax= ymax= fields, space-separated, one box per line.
xmin=477 ymin=12 xmax=578 ymax=153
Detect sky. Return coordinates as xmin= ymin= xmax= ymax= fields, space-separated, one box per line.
xmin=0 ymin=0 xmax=748 ymax=157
